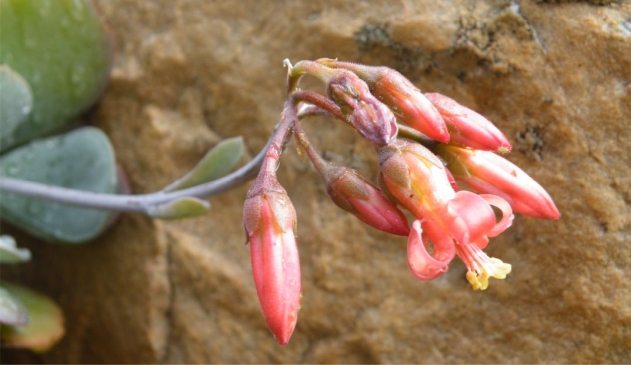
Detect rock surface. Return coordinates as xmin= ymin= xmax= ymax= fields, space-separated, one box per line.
xmin=2 ymin=0 xmax=630 ymax=363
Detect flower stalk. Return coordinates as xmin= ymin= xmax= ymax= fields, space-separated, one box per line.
xmin=0 ymin=135 xmax=273 ymax=214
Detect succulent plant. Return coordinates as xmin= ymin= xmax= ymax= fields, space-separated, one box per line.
xmin=1 ymin=0 xmax=561 ymax=350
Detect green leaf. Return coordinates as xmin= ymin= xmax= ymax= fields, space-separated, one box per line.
xmin=0 ymin=282 xmax=64 ymax=353
xmin=0 ymin=0 xmax=113 ymax=151
xmin=0 ymin=286 xmax=29 ymax=326
xmin=146 ymin=197 xmax=211 ymax=219
xmin=0 ymin=235 xmax=31 ymax=264
xmin=0 ymin=127 xmax=119 ymax=244
xmin=163 ymin=136 xmax=244 ymax=191
xmin=0 ymin=65 xmax=33 ymax=148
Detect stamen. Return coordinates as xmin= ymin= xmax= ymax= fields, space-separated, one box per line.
xmin=456 ymin=243 xmax=511 ymax=290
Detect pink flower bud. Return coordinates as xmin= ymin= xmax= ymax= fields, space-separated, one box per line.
xmin=326 ymin=70 xmax=397 ymax=147
xmin=425 ymin=93 xmax=511 ymax=153
xmin=243 ymin=179 xmax=301 ymax=345
xmin=436 ymin=144 xmax=560 ymax=219
xmin=316 ymin=60 xmax=449 ymax=143
xmin=323 ymin=165 xmax=410 ymax=236
xmin=377 ymin=139 xmax=457 ymax=217
xmin=370 ymin=70 xmax=449 ymax=143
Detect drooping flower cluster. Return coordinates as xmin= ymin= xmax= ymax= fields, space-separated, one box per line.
xmin=243 ymin=59 xmax=560 ymax=345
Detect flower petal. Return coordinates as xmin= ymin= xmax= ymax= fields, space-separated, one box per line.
xmin=447 ymin=191 xmax=496 ymax=245
xmin=407 ymin=220 xmax=454 ymax=281
xmin=480 ymin=194 xmax=514 ymax=237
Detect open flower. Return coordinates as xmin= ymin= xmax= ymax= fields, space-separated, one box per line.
xmin=436 ymin=144 xmax=560 ymax=219
xmin=243 ymin=178 xmax=301 ymax=345
xmin=378 ymin=139 xmax=513 ymax=286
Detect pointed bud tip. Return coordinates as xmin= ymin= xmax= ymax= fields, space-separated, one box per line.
xmin=538 ymin=205 xmax=561 ymax=220
xmin=497 ymin=145 xmax=512 ymax=154
xmin=272 ymin=322 xmax=297 ymax=345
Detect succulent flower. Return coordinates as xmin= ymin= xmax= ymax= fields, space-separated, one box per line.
xmin=368 ymin=70 xmax=449 ymax=143
xmin=322 ymin=164 xmax=410 ymax=236
xmin=378 ymin=139 xmax=514 ymax=286
xmin=243 ymin=175 xmax=302 ymax=345
xmin=425 ymin=93 xmax=512 ymax=153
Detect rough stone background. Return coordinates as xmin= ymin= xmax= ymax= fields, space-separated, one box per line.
xmin=2 ymin=0 xmax=630 ymax=363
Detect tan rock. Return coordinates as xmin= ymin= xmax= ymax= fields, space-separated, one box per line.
xmin=2 ymin=0 xmax=630 ymax=363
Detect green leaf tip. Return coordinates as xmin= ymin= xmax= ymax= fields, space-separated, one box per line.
xmin=163 ymin=136 xmax=244 ymax=191
xmin=0 ymin=235 xmax=31 ymax=264
xmin=0 ymin=65 xmax=34 ymax=149
xmin=0 ymin=286 xmax=30 ymax=326
xmin=146 ymin=197 xmax=211 ymax=219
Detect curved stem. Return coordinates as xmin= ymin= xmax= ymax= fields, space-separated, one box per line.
xmin=286 ymin=60 xmax=338 ymax=94
xmin=396 ymin=123 xmax=437 ymax=148
xmin=0 ymin=91 xmax=359 ymax=215
xmin=0 ymin=136 xmax=273 ymax=213
xmin=257 ymin=99 xmax=297 ymax=179
xmin=292 ymin=119 xmax=329 ymax=176
xmin=296 ymin=103 xmax=336 ymax=119
xmin=291 ymin=90 xmax=346 ymax=121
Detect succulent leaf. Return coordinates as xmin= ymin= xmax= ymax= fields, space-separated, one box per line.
xmin=0 ymin=127 xmax=119 ymax=244
xmin=0 ymin=65 xmax=33 ymax=147
xmin=0 ymin=285 xmax=30 ymax=326
xmin=0 ymin=282 xmax=64 ymax=352
xmin=163 ymin=136 xmax=244 ymax=191
xmin=0 ymin=0 xmax=113 ymax=151
xmin=0 ymin=235 xmax=31 ymax=264
xmin=146 ymin=197 xmax=211 ymax=219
